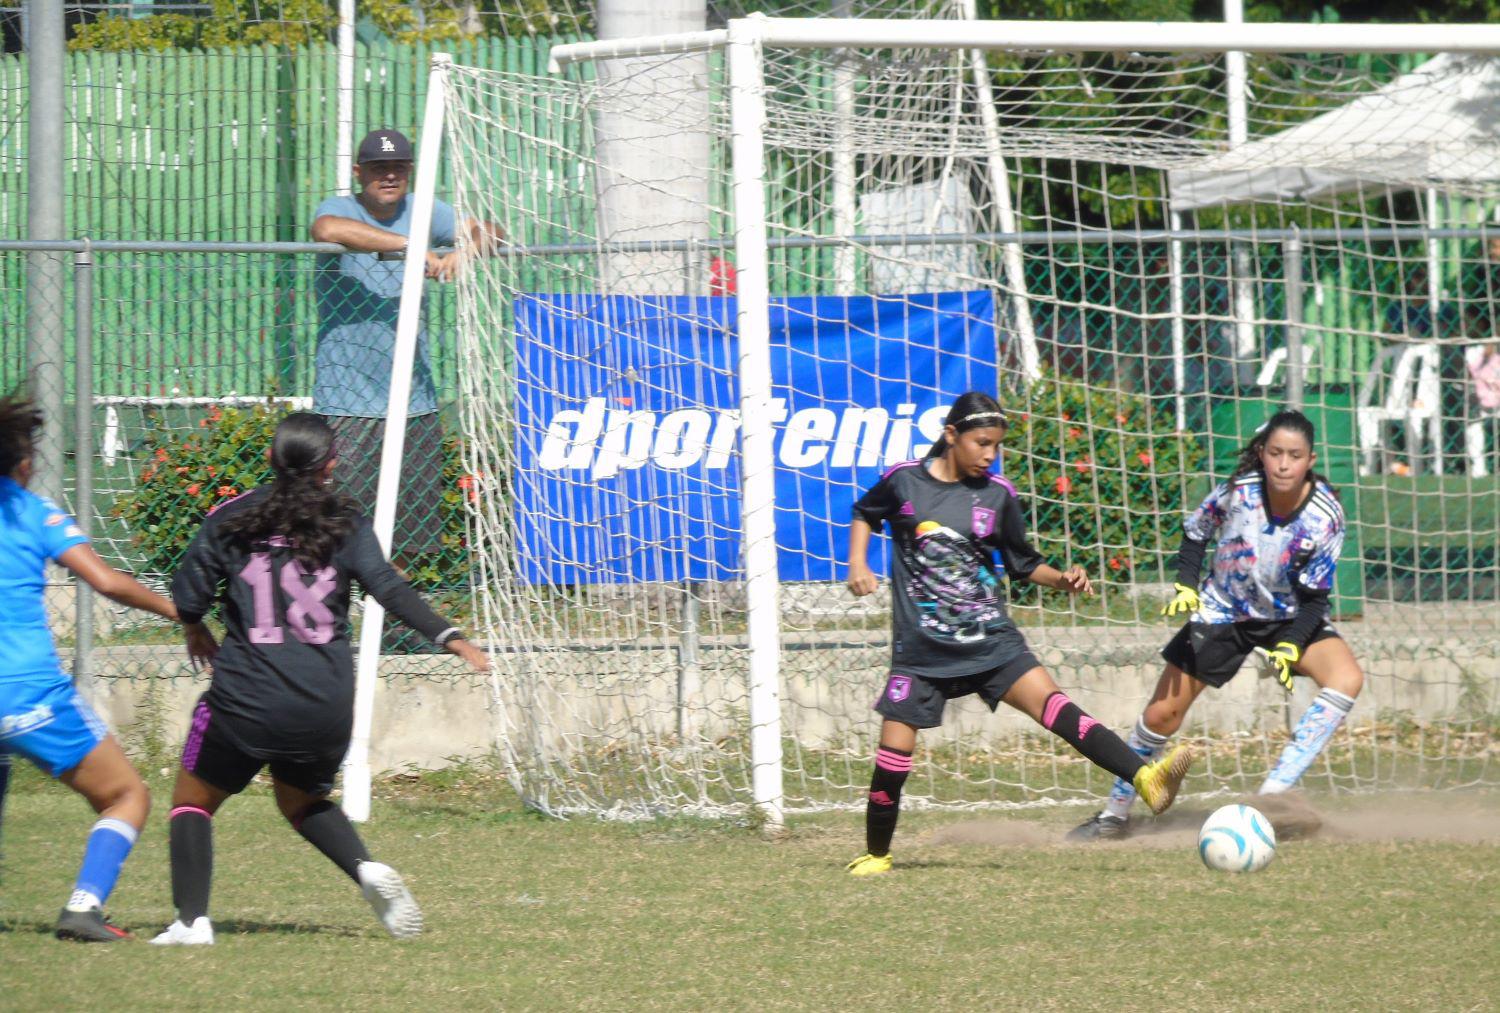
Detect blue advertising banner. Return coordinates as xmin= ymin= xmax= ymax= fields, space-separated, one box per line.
xmin=513 ymin=291 xmax=1000 ymax=583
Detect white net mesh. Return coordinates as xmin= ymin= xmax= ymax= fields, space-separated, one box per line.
xmin=445 ymin=33 xmax=1500 ymax=818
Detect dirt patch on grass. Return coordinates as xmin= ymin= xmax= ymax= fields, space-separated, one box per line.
xmin=923 ymin=792 xmax=1500 ymax=851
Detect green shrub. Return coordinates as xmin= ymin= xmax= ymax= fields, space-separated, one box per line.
xmin=1004 ymin=372 xmax=1206 ymax=588
xmin=111 ymin=403 xmax=470 ymax=587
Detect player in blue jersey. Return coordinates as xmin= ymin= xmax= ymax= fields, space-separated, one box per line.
xmin=0 ymin=391 xmax=205 ymax=941
xmin=150 ymin=412 xmax=489 ymax=945
xmin=842 ymin=392 xmax=1196 ymax=876
xmin=1070 ymin=409 xmax=1365 ymax=841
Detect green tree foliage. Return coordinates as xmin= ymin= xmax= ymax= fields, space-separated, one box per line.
xmin=64 ymin=0 xmax=575 ymax=52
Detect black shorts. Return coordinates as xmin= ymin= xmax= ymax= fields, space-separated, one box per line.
xmin=873 ymin=652 xmax=1041 ymax=729
xmin=180 ymin=697 xmax=346 ymax=796
xmin=325 ymin=412 xmax=446 ymax=555
xmin=1162 ymin=620 xmax=1341 ymax=688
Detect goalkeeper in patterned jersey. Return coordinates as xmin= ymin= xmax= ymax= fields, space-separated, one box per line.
xmin=842 ymin=392 xmax=1197 ymax=877
xmin=1070 ymin=409 xmax=1366 ymax=842
xmin=149 ymin=413 xmax=489 ymax=946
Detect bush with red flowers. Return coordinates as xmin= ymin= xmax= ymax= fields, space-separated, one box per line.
xmin=112 ymin=402 xmax=471 ymax=587
xmin=1002 ymin=372 xmax=1206 ymax=586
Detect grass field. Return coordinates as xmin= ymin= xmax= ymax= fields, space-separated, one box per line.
xmin=1 ymin=764 xmax=1496 ymax=1012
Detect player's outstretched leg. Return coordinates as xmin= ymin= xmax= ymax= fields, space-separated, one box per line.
xmin=277 ymin=779 xmax=422 ymax=938
xmin=54 ymin=738 xmax=149 ymax=942
xmin=152 ymin=803 xmax=217 ymax=946
xmin=1004 ymin=671 xmax=1197 ymax=820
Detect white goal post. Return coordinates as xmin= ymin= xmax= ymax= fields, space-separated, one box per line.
xmin=373 ymin=19 xmax=1500 ymax=826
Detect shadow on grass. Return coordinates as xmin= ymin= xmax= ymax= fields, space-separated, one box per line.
xmin=204 ymin=919 xmax=365 ymax=937
xmin=0 ymin=918 xmax=364 ymax=938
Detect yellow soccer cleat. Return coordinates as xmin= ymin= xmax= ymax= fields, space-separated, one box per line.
xmin=1132 ymin=743 xmax=1197 ymax=815
xmin=845 ymin=852 xmax=893 ymax=877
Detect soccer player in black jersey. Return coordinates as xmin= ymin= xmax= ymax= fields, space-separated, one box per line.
xmin=1070 ymin=409 xmax=1364 ymax=842
xmin=150 ymin=412 xmax=489 ymax=944
xmin=843 ymin=392 xmax=1195 ymax=875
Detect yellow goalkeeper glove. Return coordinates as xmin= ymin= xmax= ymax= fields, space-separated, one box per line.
xmin=1265 ymin=641 xmax=1300 ymax=692
xmin=1161 ymin=582 xmax=1201 ymax=618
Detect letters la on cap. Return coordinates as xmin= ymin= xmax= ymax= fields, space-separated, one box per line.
xmin=356 ymin=129 xmax=413 ymax=163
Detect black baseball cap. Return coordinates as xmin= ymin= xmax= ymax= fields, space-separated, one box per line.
xmin=356 ymin=129 xmax=413 ymax=163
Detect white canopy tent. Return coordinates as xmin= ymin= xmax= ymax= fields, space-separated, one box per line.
xmin=1169 ymin=53 xmax=1500 ymax=210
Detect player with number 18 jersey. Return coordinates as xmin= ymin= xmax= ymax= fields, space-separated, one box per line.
xmin=173 ymin=485 xmax=455 ymax=763
xmin=153 ymin=413 xmax=488 ymax=946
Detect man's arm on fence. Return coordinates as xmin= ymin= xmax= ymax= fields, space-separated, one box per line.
xmin=309 ymin=214 xmax=408 ymax=254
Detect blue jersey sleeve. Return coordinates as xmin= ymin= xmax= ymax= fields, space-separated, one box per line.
xmin=1183 ymin=482 xmax=1230 ymax=544
xmin=35 ymin=498 xmax=89 ymax=561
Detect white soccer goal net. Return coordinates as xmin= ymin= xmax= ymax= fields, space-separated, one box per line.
xmin=440 ymin=18 xmax=1500 ymax=821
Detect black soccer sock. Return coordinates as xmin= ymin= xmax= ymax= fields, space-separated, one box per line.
xmin=168 ymin=805 xmax=214 ymax=923
xmin=1040 ymin=692 xmax=1144 ymax=783
xmin=865 ymin=744 xmax=913 ymax=857
xmin=291 ymin=800 xmax=371 ymax=883
xmin=0 ymin=754 xmax=11 ymax=858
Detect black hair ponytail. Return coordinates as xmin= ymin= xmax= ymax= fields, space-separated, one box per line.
xmin=218 ymin=412 xmax=357 ymax=566
xmin=0 ymin=389 xmax=43 ymax=478
xmin=925 ymin=391 xmax=1006 ymax=459
xmin=1230 ymin=408 xmax=1338 ymax=496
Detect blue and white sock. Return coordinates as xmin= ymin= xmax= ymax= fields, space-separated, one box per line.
xmin=67 ymin=817 xmax=139 ymax=912
xmin=1103 ymin=717 xmax=1170 ymax=819
xmin=1260 ymin=688 xmax=1356 ymax=795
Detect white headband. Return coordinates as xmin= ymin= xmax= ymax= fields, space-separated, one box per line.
xmin=954 ymin=410 xmax=1004 ymax=425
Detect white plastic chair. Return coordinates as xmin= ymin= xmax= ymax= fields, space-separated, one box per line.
xmin=1356 ymin=342 xmax=1441 ymax=475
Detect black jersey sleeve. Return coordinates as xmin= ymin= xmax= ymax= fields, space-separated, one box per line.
xmin=172 ymin=514 xmax=228 ymax=625
xmin=852 ymin=473 xmax=902 ymax=532
xmin=993 ymin=492 xmax=1044 ymax=581
xmin=343 ymin=519 xmax=458 ymax=643
xmin=1172 ymin=535 xmax=1210 ymax=589
xmin=1281 ymin=585 xmax=1331 ymax=650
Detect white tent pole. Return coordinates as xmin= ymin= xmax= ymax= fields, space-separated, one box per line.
xmin=1169 ymin=209 xmax=1188 ymax=430
xmin=336 ymin=0 xmax=355 ymax=196
xmin=1426 ymin=186 xmax=1444 ymax=475
xmin=961 ymin=0 xmax=1039 ymax=383
xmin=344 ymin=54 xmax=451 ymax=824
xmin=1224 ymin=0 xmax=1248 ymax=146
xmin=1224 ymin=0 xmax=1257 ymax=368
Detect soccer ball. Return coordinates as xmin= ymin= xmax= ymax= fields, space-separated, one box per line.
xmin=1198 ymin=803 xmax=1277 ymax=873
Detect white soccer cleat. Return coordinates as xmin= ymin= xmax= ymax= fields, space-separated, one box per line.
xmin=357 ymin=861 xmax=423 ymax=939
xmin=149 ymin=916 xmax=215 ymax=946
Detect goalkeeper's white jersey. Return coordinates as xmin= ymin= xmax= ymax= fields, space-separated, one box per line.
xmin=1185 ymin=473 xmax=1344 ymax=625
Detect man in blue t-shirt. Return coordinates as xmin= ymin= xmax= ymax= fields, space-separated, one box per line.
xmin=309 ymin=128 xmax=498 ymax=563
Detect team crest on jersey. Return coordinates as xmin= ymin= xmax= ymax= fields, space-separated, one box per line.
xmin=899 ymin=501 xmax=915 ymax=517
xmin=971 ymin=505 xmax=995 ymax=539
xmin=45 ymin=512 xmax=67 ymax=527
xmin=885 ymin=674 xmax=912 ymax=703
